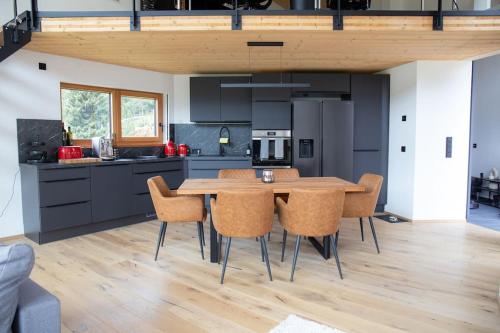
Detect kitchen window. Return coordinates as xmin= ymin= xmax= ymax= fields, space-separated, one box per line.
xmin=60 ymin=83 xmax=164 ymax=147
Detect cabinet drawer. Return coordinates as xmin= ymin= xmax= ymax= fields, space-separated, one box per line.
xmin=38 ymin=167 xmax=89 ymax=182
xmin=133 ymin=161 xmax=183 ymax=174
xmin=133 ymin=170 xmax=184 ymax=194
xmin=40 ymin=201 xmax=91 ymax=232
xmin=134 ymin=194 xmax=155 ymax=215
xmin=188 ymin=160 xmax=251 ymax=170
xmin=39 ymin=179 xmax=91 ymax=207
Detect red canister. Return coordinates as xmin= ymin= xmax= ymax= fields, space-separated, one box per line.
xmin=165 ymin=140 xmax=177 ymax=157
xmin=178 ymin=144 xmax=189 ymax=157
xmin=58 ymin=146 xmax=83 ymax=160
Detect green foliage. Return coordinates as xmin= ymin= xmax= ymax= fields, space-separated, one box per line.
xmin=61 ymin=89 xmax=111 ymax=139
xmin=121 ymin=96 xmax=156 ymax=138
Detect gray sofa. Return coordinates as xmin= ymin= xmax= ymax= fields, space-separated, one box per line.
xmin=0 ymin=243 xmax=60 ymax=333
xmin=12 ymin=279 xmax=61 ymax=333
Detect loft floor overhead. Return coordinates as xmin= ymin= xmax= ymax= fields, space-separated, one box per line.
xmin=19 ymin=9 xmax=500 ymax=73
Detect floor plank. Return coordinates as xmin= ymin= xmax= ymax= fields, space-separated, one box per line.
xmin=8 ymin=217 xmax=500 ymax=333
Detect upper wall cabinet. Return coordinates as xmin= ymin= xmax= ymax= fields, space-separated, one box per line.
xmin=252 ymin=73 xmax=291 ymax=102
xmin=351 ymin=74 xmax=390 ymax=151
xmin=190 ymin=77 xmax=251 ymax=122
xmin=220 ymin=77 xmax=252 ymax=122
xmin=291 ymin=73 xmax=351 ymax=94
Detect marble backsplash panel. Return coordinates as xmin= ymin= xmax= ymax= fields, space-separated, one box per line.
xmin=172 ymin=124 xmax=251 ymax=156
xmin=17 ymin=119 xmax=62 ymax=163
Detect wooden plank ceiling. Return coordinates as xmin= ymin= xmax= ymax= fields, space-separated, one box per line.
xmin=26 ymin=15 xmax=500 ymax=74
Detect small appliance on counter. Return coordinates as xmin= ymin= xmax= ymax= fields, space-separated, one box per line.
xmin=58 ymin=146 xmax=83 ymax=160
xmin=178 ymin=144 xmax=189 ymax=157
xmin=92 ymin=137 xmax=115 ymax=160
xmin=26 ymin=135 xmax=48 ymax=163
xmin=165 ymin=139 xmax=177 ymax=157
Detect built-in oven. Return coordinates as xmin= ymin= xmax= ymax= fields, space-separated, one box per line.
xmin=252 ymin=130 xmax=292 ymax=169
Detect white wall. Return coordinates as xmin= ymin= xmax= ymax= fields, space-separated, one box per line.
xmin=0 ymin=49 xmax=173 ymax=238
xmin=383 ymin=62 xmax=418 ymax=219
xmin=383 ymin=61 xmax=472 ymax=221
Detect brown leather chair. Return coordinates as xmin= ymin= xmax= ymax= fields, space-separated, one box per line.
xmin=147 ymin=176 xmax=207 ymax=261
xmin=210 ymin=189 xmax=274 ymax=284
xmin=342 ymin=173 xmax=384 ymax=254
xmin=218 ymin=169 xmax=256 ymax=179
xmin=277 ymin=189 xmax=345 ymax=281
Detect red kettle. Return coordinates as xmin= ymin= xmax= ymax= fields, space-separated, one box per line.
xmin=165 ymin=140 xmax=177 ymax=157
xmin=178 ymin=144 xmax=189 ymax=157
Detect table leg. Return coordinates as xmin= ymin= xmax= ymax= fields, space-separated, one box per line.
xmin=307 ymin=236 xmax=331 ymax=260
xmin=209 ymin=194 xmax=219 ymax=263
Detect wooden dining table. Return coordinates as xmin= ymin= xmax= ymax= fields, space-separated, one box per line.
xmin=177 ymin=177 xmax=365 ymax=263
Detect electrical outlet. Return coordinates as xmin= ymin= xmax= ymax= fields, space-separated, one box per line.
xmin=402 ymin=115 xmax=407 ymax=122
xmin=401 ymin=146 xmax=406 ymax=152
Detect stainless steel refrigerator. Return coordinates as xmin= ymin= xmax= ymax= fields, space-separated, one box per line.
xmin=293 ymin=100 xmax=354 ymax=180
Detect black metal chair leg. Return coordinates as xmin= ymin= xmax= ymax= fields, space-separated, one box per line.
xmin=161 ymin=221 xmax=168 ymax=247
xmin=201 ymin=223 xmax=205 ymax=246
xmin=281 ymin=229 xmax=287 ymax=262
xmin=330 ymin=235 xmax=343 ymax=279
xmin=218 ymin=233 xmax=223 ymax=264
xmin=368 ymin=216 xmax=380 ymax=254
xmin=220 ymin=237 xmax=232 ymax=284
xmin=260 ymin=236 xmax=273 ymax=281
xmin=260 ymin=236 xmax=265 ymax=262
xmin=197 ymin=222 xmax=205 ymax=260
xmin=335 ymin=230 xmax=339 ymax=248
xmin=359 ymin=217 xmax=364 ymax=242
xmin=268 ymin=232 xmax=271 ymax=241
xmin=155 ymin=222 xmax=166 ymax=261
xmin=290 ymin=235 xmax=302 ymax=282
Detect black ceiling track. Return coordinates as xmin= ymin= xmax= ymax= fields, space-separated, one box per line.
xmin=0 ymin=11 xmax=33 ymax=63
xmin=247 ymin=41 xmax=284 ymax=47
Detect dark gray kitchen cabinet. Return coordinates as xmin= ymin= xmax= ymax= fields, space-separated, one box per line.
xmin=190 ymin=77 xmax=221 ymax=122
xmin=190 ymin=76 xmax=251 ymax=122
xmin=351 ymin=74 xmax=390 ymax=151
xmin=252 ymin=101 xmax=291 ymax=130
xmin=252 ymin=73 xmax=291 ymax=101
xmin=220 ymin=77 xmax=252 ymax=122
xmin=91 ymin=164 xmax=134 ymax=223
xmin=292 ymin=73 xmax=351 ymax=94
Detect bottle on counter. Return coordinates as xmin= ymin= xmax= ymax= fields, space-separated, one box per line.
xmin=61 ymin=122 xmax=68 ymax=146
xmin=66 ymin=126 xmax=73 ymax=146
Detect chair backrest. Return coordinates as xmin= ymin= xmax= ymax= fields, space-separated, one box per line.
xmin=357 ymin=173 xmax=384 ymax=215
xmin=211 ymin=189 xmax=274 ymax=238
xmin=147 ymin=176 xmax=173 ymax=211
xmin=273 ymin=168 xmax=300 ymax=179
xmin=218 ymin=169 xmax=256 ymax=179
xmin=284 ymin=188 xmax=345 ymax=237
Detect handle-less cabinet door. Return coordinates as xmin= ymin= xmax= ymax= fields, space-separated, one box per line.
xmin=322 ymin=101 xmax=354 ymax=181
xmin=351 ymin=74 xmax=389 ymax=150
xmin=252 ymin=73 xmax=291 ymax=101
xmin=190 ymin=77 xmax=221 ymax=122
xmin=252 ymin=101 xmax=291 ymax=130
xmin=293 ymin=101 xmax=321 ymax=177
xmin=91 ymin=164 xmax=133 ymax=223
xmin=292 ymin=73 xmax=351 ymax=93
xmin=220 ymin=77 xmax=252 ymax=122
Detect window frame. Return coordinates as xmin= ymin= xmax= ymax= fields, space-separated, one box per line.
xmin=60 ymin=82 xmax=164 ymax=148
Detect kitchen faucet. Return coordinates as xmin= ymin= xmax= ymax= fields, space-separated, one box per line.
xmin=219 ymin=126 xmax=231 ymax=156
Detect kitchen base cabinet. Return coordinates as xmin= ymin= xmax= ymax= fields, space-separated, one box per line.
xmin=20 ymin=158 xmax=185 ymax=244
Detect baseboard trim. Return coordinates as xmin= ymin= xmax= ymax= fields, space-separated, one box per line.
xmin=0 ymin=234 xmax=24 ymax=242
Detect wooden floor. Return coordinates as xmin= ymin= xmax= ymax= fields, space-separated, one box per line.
xmin=10 ymin=217 xmax=500 ymax=333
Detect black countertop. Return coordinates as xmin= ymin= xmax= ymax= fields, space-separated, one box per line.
xmin=20 ymin=156 xmax=184 ymax=170
xmin=20 ymin=155 xmax=252 ymax=169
